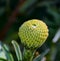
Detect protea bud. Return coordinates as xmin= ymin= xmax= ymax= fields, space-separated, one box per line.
xmin=18 ymin=19 xmax=49 ymax=49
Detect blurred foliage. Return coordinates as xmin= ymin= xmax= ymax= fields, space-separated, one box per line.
xmin=0 ymin=40 xmax=49 ymax=61
xmin=0 ymin=0 xmax=60 ymax=61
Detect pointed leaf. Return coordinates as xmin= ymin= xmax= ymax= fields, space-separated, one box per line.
xmin=12 ymin=40 xmax=22 ymax=61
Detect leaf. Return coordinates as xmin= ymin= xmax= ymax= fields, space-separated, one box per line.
xmin=3 ymin=44 xmax=9 ymax=52
xmin=0 ymin=58 xmax=7 ymax=61
xmin=6 ymin=53 xmax=14 ymax=61
xmin=0 ymin=42 xmax=14 ymax=61
xmin=0 ymin=42 xmax=7 ymax=60
xmin=33 ymin=49 xmax=50 ymax=61
xmin=2 ymin=46 xmax=14 ymax=61
xmin=0 ymin=51 xmax=7 ymax=60
xmin=12 ymin=40 xmax=22 ymax=61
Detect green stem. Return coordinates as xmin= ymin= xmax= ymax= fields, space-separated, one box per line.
xmin=23 ymin=48 xmax=35 ymax=61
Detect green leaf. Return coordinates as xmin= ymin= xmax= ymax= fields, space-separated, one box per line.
xmin=0 ymin=58 xmax=7 ymax=61
xmin=6 ymin=53 xmax=14 ymax=61
xmin=0 ymin=42 xmax=7 ymax=60
xmin=0 ymin=42 xmax=14 ymax=61
xmin=2 ymin=47 xmax=14 ymax=61
xmin=0 ymin=51 xmax=7 ymax=60
xmin=12 ymin=40 xmax=22 ymax=61
xmin=33 ymin=49 xmax=50 ymax=61
xmin=3 ymin=44 xmax=9 ymax=52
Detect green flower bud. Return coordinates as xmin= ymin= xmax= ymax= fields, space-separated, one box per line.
xmin=18 ymin=19 xmax=49 ymax=49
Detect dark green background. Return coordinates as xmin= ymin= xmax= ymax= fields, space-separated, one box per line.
xmin=0 ymin=0 xmax=60 ymax=61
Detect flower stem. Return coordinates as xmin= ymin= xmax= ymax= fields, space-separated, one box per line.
xmin=23 ymin=48 xmax=35 ymax=61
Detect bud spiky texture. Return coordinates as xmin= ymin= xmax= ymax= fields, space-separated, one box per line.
xmin=18 ymin=19 xmax=49 ymax=49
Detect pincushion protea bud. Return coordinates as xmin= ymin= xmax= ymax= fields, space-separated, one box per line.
xmin=18 ymin=19 xmax=49 ymax=49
